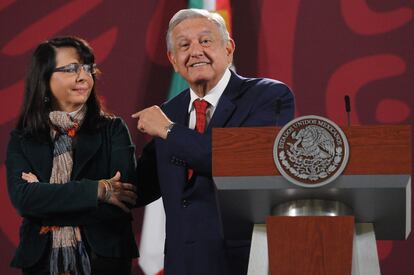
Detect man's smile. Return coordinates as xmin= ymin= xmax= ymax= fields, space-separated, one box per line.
xmin=188 ymin=61 xmax=211 ymax=67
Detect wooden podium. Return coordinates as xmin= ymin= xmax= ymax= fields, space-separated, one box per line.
xmin=212 ymin=125 xmax=411 ymax=275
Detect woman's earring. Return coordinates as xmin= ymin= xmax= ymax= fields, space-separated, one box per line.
xmin=44 ymin=96 xmax=50 ymax=103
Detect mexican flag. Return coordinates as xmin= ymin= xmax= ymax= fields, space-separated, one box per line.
xmin=139 ymin=1 xmax=233 ymax=274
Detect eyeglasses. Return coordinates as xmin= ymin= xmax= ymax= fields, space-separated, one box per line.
xmin=54 ymin=63 xmax=97 ymax=75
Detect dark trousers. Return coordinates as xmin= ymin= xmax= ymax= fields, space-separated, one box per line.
xmin=89 ymin=251 xmax=132 ymax=275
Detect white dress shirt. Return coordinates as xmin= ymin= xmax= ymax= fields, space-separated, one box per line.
xmin=188 ymin=69 xmax=231 ymax=130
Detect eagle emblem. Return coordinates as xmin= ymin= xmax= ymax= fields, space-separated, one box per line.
xmin=274 ymin=116 xmax=349 ymax=187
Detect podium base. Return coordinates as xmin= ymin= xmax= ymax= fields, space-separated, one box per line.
xmin=352 ymin=223 xmax=381 ymax=275
xmin=247 ymin=224 xmax=268 ymax=275
xmin=248 ymin=222 xmax=381 ymax=275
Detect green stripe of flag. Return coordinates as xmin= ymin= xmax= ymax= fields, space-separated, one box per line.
xmin=167 ymin=72 xmax=189 ymax=99
xmin=189 ymin=0 xmax=204 ymax=9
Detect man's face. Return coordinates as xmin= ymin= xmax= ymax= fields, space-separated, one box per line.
xmin=167 ymin=17 xmax=235 ymax=93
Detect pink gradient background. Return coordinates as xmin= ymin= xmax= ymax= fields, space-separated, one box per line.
xmin=0 ymin=0 xmax=412 ymax=274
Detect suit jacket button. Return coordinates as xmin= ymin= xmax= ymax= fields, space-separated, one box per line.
xmin=182 ymin=199 xmax=189 ymax=208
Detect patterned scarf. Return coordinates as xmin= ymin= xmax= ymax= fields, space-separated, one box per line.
xmin=41 ymin=106 xmax=91 ymax=275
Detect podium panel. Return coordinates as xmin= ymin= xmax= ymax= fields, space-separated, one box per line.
xmin=212 ymin=126 xmax=411 ymax=241
xmin=267 ymin=216 xmax=354 ymax=275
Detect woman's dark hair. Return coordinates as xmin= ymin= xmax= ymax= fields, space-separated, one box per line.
xmin=16 ymin=36 xmax=107 ymax=140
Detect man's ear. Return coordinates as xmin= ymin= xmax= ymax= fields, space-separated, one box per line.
xmin=167 ymin=51 xmax=179 ymax=72
xmin=225 ymin=39 xmax=235 ymax=63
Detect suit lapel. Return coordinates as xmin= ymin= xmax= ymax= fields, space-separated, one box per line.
xmin=21 ymin=138 xmax=53 ymax=182
xmin=168 ymin=71 xmax=245 ymax=130
xmin=71 ymin=129 xmax=102 ymax=180
xmin=207 ymin=71 xmax=244 ymax=130
xmin=165 ymin=90 xmax=191 ymax=125
xmin=207 ymin=96 xmax=235 ymax=130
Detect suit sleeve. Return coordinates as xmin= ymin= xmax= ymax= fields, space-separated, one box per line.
xmin=135 ymin=139 xmax=162 ymax=207
xmin=164 ymin=124 xmax=213 ymax=177
xmin=163 ymin=80 xmax=295 ymax=177
xmin=6 ymin=132 xmax=99 ymax=219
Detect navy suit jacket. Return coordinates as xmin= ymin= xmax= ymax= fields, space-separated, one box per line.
xmin=137 ymin=71 xmax=295 ymax=275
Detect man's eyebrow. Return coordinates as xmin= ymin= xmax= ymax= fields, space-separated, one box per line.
xmin=175 ymin=35 xmax=188 ymax=41
xmin=175 ymin=30 xmax=213 ymax=41
xmin=199 ymin=30 xmax=213 ymax=36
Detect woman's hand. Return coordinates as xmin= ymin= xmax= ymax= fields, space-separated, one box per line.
xmin=98 ymin=171 xmax=137 ymax=212
xmin=22 ymin=170 xmax=137 ymax=212
xmin=22 ymin=172 xmax=39 ymax=183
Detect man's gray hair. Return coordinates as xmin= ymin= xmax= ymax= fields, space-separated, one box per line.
xmin=166 ymin=8 xmax=230 ymax=52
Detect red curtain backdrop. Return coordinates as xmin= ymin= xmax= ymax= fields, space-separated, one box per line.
xmin=0 ymin=1 xmax=413 ymax=274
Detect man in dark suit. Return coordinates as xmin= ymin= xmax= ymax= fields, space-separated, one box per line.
xmin=132 ymin=8 xmax=295 ymax=275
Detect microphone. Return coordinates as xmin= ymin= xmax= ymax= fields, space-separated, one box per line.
xmin=275 ymin=99 xmax=282 ymax=126
xmin=344 ymin=95 xmax=351 ymax=126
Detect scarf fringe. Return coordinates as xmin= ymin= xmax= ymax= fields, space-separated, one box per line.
xmin=78 ymin=241 xmax=91 ymax=275
xmin=50 ymin=246 xmax=77 ymax=275
xmin=49 ymin=243 xmax=91 ymax=275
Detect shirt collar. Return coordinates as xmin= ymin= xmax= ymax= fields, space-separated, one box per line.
xmin=188 ymin=68 xmax=231 ymax=113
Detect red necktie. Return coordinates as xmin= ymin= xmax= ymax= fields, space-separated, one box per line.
xmin=193 ymin=99 xmax=209 ymax=133
xmin=188 ymin=99 xmax=209 ymax=180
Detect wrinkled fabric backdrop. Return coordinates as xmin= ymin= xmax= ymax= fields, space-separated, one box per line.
xmin=0 ymin=1 xmax=413 ymax=274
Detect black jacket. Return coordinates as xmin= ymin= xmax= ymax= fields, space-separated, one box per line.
xmin=6 ymin=117 xmax=139 ymax=269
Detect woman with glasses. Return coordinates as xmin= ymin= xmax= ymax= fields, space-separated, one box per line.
xmin=6 ymin=36 xmax=139 ymax=275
